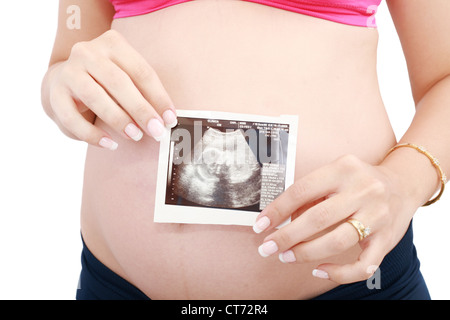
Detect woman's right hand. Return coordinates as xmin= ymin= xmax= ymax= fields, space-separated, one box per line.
xmin=48 ymin=29 xmax=177 ymax=150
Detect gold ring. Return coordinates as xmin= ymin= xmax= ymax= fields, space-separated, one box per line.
xmin=346 ymin=219 xmax=371 ymax=242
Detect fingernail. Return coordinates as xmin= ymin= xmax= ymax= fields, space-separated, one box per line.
xmin=312 ymin=269 xmax=329 ymax=279
xmin=258 ymin=240 xmax=278 ymax=257
xmin=99 ymin=137 xmax=118 ymax=151
xmin=147 ymin=118 xmax=167 ymax=141
xmin=253 ymin=216 xmax=270 ymax=234
xmin=279 ymin=250 xmax=296 ymax=263
xmin=162 ymin=109 xmax=178 ymax=128
xmin=125 ymin=123 xmax=143 ymax=141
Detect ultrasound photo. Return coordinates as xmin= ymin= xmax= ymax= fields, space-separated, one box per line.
xmin=154 ymin=110 xmax=298 ymax=226
xmin=171 ymin=128 xmax=261 ymax=210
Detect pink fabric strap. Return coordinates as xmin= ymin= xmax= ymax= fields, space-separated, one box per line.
xmin=109 ymin=0 xmax=382 ymax=27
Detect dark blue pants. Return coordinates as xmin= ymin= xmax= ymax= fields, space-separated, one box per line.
xmin=312 ymin=223 xmax=430 ymax=300
xmin=76 ymin=223 xmax=430 ymax=300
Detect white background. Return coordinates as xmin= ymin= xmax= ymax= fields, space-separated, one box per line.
xmin=0 ymin=1 xmax=448 ymax=300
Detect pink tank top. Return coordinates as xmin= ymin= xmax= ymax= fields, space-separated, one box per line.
xmin=108 ymin=0 xmax=381 ymax=27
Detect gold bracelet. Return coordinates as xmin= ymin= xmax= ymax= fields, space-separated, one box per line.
xmin=384 ymin=143 xmax=447 ymax=206
xmin=384 ymin=143 xmax=447 ymax=207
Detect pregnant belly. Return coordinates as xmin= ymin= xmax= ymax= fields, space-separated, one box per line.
xmin=80 ymin=1 xmax=396 ymax=299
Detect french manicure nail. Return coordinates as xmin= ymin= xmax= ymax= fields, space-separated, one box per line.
xmin=162 ymin=109 xmax=178 ymax=128
xmin=312 ymin=269 xmax=329 ymax=279
xmin=253 ymin=216 xmax=270 ymax=234
xmin=147 ymin=118 xmax=167 ymax=141
xmin=99 ymin=137 xmax=118 ymax=151
xmin=279 ymin=250 xmax=296 ymax=263
xmin=258 ymin=240 xmax=278 ymax=258
xmin=125 ymin=123 xmax=143 ymax=141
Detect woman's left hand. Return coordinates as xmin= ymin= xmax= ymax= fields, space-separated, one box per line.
xmin=253 ymin=154 xmax=417 ymax=284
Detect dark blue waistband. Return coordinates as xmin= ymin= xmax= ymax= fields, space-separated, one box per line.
xmin=76 ymin=236 xmax=150 ymax=300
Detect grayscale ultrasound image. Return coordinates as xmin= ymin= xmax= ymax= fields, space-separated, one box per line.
xmin=165 ymin=117 xmax=289 ymax=212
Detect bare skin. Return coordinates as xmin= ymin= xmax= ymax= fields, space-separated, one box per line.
xmin=42 ymin=0 xmax=450 ymax=299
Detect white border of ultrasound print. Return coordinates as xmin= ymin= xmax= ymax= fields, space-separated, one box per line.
xmin=154 ymin=109 xmax=298 ymax=227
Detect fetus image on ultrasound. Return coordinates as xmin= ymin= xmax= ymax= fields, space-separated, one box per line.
xmin=168 ymin=127 xmax=262 ymax=210
xmin=165 ymin=117 xmax=289 ymax=212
